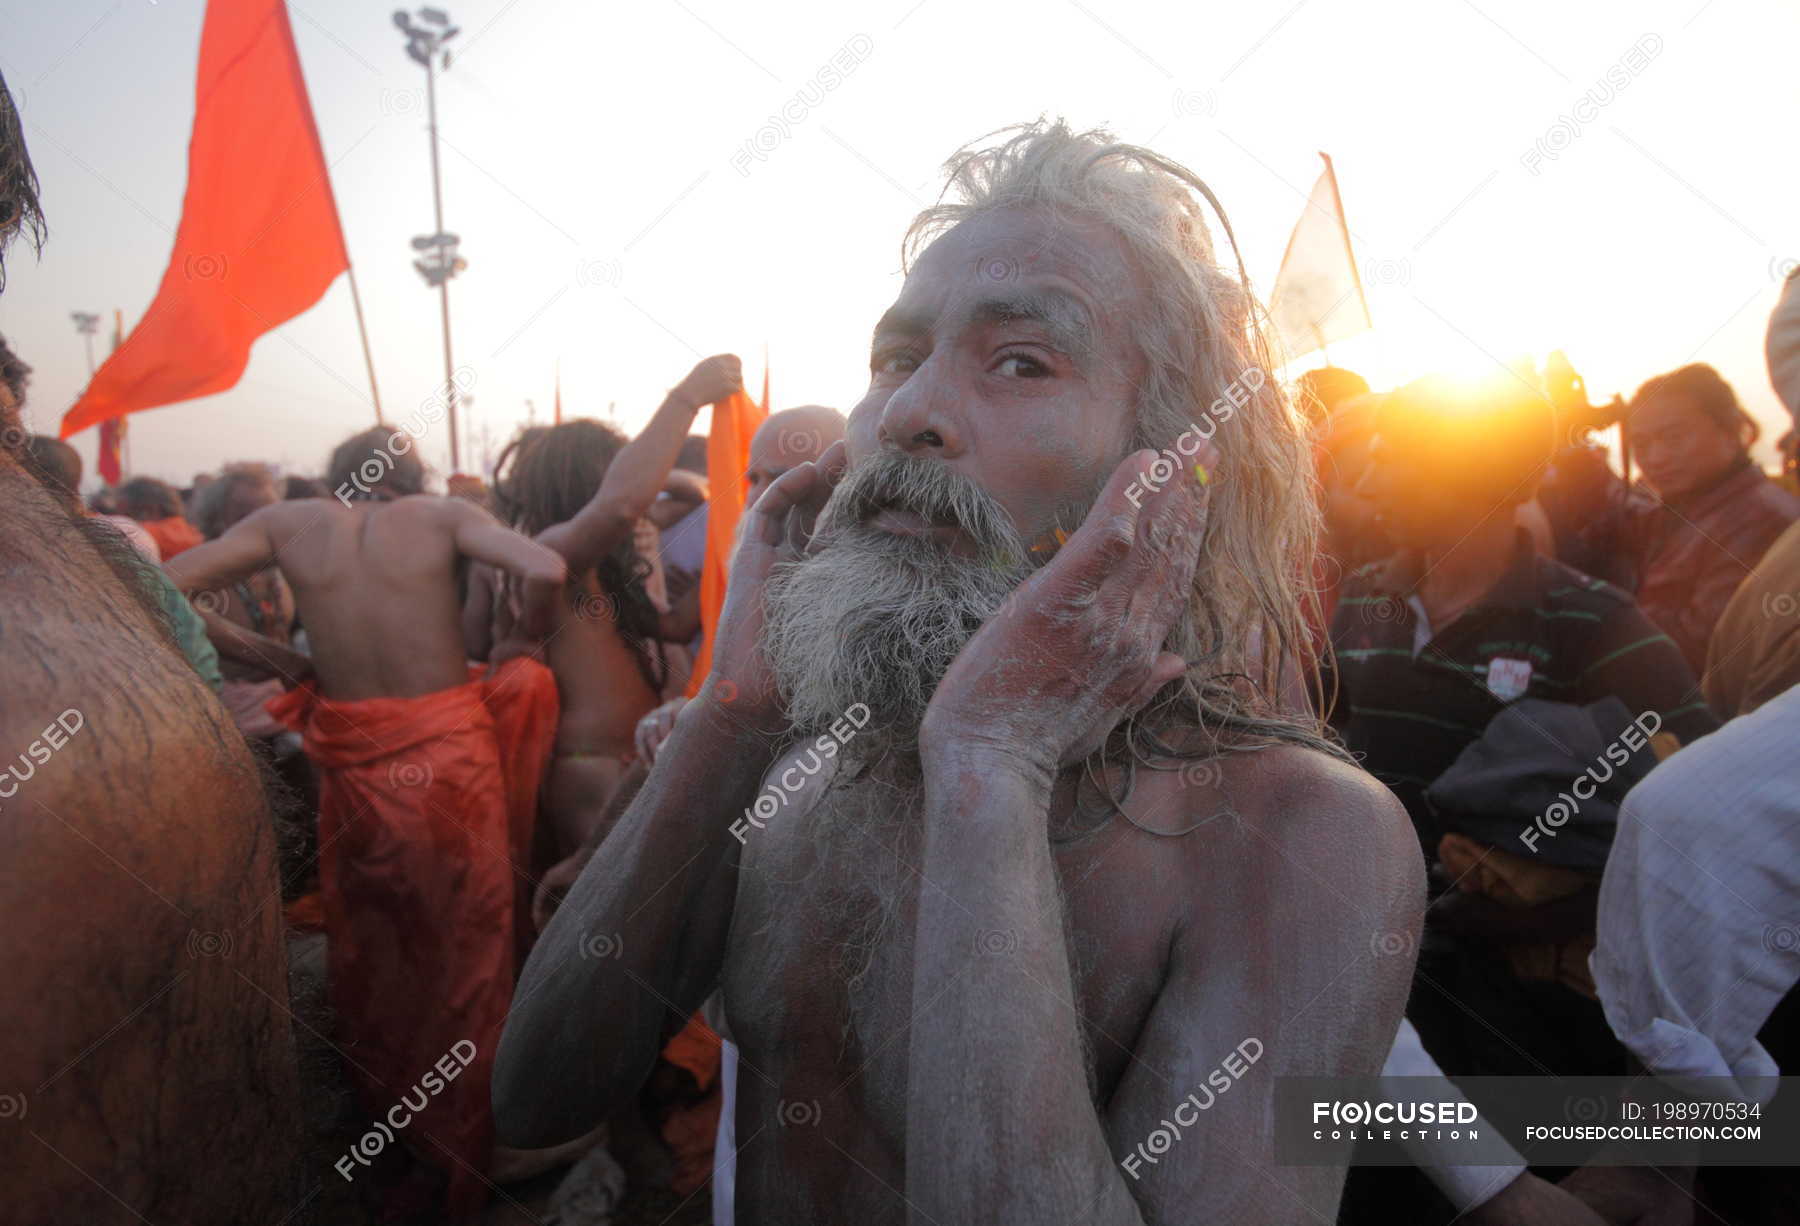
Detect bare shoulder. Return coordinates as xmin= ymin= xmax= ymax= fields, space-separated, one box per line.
xmin=391 ymin=491 xmax=471 ymax=522
xmin=256 ymin=493 xmax=343 ymax=541
xmin=1125 ymin=740 xmax=1422 ymax=1071
xmin=1128 ymin=739 xmax=1422 ymax=936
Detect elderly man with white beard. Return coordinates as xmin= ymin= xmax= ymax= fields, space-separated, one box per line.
xmin=496 ymin=120 xmax=1422 ymax=1224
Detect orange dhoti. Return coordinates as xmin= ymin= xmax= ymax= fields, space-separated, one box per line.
xmin=269 ymin=659 xmax=558 ymax=1217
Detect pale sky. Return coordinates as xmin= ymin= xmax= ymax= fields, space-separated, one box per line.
xmin=2 ymin=0 xmax=1796 ymax=486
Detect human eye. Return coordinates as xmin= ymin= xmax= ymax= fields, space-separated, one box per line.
xmin=994 ymin=350 xmax=1051 ymax=378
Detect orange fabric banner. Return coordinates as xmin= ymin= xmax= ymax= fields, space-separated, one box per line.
xmin=684 ymin=388 xmax=766 ymax=695
xmin=60 ymin=0 xmax=349 ymax=439
xmin=95 ymin=416 xmax=125 ymax=484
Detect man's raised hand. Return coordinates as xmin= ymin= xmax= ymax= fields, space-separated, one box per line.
xmin=672 ymin=353 xmax=743 ymax=410
xmin=700 ymin=439 xmax=846 ymax=735
xmin=920 ymin=439 xmax=1216 ymax=779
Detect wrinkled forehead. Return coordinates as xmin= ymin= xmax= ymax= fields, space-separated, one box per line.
xmin=885 ymin=208 xmax=1150 ymax=346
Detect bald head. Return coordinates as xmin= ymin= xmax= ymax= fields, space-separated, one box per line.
xmin=747 ymin=406 xmax=846 ymax=507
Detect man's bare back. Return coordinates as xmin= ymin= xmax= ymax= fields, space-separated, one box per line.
xmin=169 ymin=494 xmax=564 ymax=700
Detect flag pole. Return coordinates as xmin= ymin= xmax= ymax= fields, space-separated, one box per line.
xmin=343 ymin=263 xmax=384 ymax=424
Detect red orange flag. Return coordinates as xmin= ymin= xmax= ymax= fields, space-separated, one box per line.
xmin=61 ymin=0 xmax=349 ymax=439
xmin=684 ymin=385 xmax=767 ymax=696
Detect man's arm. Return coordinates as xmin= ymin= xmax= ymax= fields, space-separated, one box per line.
xmin=546 ymin=355 xmax=740 ymax=576
xmin=197 ymin=607 xmax=312 ymax=684
xmin=448 ymin=501 xmax=567 ymax=639
xmin=906 ymin=753 xmax=1141 ymax=1222
xmin=908 ymin=745 xmax=1420 ymax=1225
xmin=493 ymin=694 xmax=766 ymax=1146
xmin=495 ymin=445 xmax=844 ymax=1148
xmin=647 ymin=470 xmax=710 ymax=531
xmin=161 ymin=504 xmax=282 ymax=593
xmin=461 ymin=560 xmax=497 ymax=662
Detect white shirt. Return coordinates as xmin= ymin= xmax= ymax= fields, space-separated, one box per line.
xmin=1591 ymin=681 xmax=1800 ymax=1102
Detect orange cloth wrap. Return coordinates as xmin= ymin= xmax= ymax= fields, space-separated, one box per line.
xmin=142 ymin=516 xmax=204 ymax=560
xmin=268 ymin=659 xmax=557 ymax=1217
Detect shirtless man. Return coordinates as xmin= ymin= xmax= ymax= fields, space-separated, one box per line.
xmin=166 ymin=428 xmax=568 ymax=1215
xmin=531 ymin=404 xmax=850 ymax=928
xmin=1 ymin=69 xmax=305 ymax=1226
xmin=482 ymin=355 xmax=743 ymax=862
xmin=496 ymin=122 xmax=1422 ymax=1222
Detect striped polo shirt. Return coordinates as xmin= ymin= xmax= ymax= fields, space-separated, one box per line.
xmin=1327 ymin=530 xmax=1719 ymax=858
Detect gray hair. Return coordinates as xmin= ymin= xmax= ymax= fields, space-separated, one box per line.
xmin=904 ymin=119 xmax=1344 ymax=772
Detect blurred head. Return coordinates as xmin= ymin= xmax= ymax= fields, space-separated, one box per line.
xmin=1360 ymin=374 xmax=1553 ymax=550
xmin=493 ymin=420 xmax=627 ymax=536
xmin=192 ymin=463 xmax=278 ymax=539
xmin=283 ymin=475 xmax=328 ymax=500
xmin=1293 ymin=366 xmax=1370 ymax=432
xmin=746 ymin=406 xmax=846 ymax=507
xmin=0 ymin=67 xmax=44 ymax=294
xmin=766 ymin=119 xmax=1327 ymax=756
xmin=117 ymin=476 xmax=186 ymax=522
xmin=1626 ymin=364 xmax=1756 ymax=502
xmin=493 ymin=419 xmax=666 ymax=691
xmin=677 ymin=434 xmax=709 ymax=477
xmin=0 ymin=330 xmax=30 ymax=452
xmin=326 ymin=427 xmax=426 ymax=501
xmin=22 ymin=434 xmax=80 ymax=507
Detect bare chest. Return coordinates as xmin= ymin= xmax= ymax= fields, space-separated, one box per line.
xmin=720 ymin=774 xmax=1172 ymax=1163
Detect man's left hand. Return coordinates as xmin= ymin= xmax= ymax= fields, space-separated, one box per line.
xmin=920 ymin=440 xmax=1216 ymax=778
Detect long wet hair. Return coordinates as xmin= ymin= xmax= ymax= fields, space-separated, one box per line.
xmin=0 ymin=67 xmax=45 ymax=292
xmin=903 ymin=119 xmax=1346 ymax=787
xmin=492 ymin=420 xmax=666 ymax=693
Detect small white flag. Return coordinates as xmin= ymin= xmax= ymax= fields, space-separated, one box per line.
xmin=1267 ymin=153 xmax=1373 ymax=361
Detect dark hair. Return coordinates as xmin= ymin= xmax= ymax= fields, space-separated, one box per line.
xmin=493 ymin=420 xmax=666 ymax=692
xmin=326 ymin=427 xmax=425 ymax=499
xmin=1629 ymin=363 xmax=1758 ymax=451
xmin=118 ymin=475 xmax=185 ymax=520
xmin=0 ymin=67 xmax=45 ymax=292
xmin=677 ymin=434 xmax=709 ymax=476
xmin=1377 ymin=374 xmax=1554 ymax=506
xmin=283 ymin=475 xmax=328 ymax=500
xmin=0 ymin=328 xmax=31 ymax=410
xmin=192 ymin=463 xmax=277 ymax=539
xmin=1293 ymin=366 xmax=1370 ymax=429
xmin=22 ymin=434 xmax=80 ymax=501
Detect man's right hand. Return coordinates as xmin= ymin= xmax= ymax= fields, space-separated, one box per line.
xmin=634 ymin=697 xmax=690 ymax=765
xmin=532 ymin=847 xmax=592 ymax=933
xmin=701 ymin=439 xmax=846 ymax=735
xmin=671 ymin=354 xmax=743 ymax=410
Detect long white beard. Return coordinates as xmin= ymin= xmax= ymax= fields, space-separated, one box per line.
xmin=762 ymin=454 xmax=1031 ymax=749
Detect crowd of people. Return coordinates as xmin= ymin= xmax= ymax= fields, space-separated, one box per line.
xmin=4 ymin=73 xmax=1799 ymax=1226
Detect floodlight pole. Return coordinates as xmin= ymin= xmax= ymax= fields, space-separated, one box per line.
xmin=423 ymin=48 xmax=460 ymax=470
